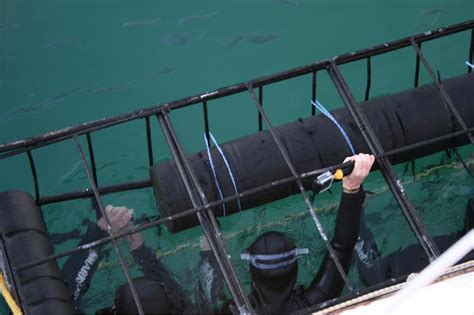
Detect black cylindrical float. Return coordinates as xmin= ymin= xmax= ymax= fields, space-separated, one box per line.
xmin=150 ymin=73 xmax=474 ymax=233
xmin=0 ymin=191 xmax=74 ymax=315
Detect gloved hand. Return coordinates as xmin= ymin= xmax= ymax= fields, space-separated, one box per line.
xmin=97 ymin=205 xmax=144 ymax=250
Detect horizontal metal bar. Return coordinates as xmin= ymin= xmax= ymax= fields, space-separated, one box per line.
xmin=0 ymin=20 xmax=472 ymax=156
xmin=37 ymin=179 xmax=151 ymax=205
xmin=14 ymin=126 xmax=474 ymax=272
xmin=35 ymin=124 xmax=474 ymax=207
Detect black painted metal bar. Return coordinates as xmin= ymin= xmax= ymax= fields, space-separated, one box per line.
xmin=311 ymin=72 xmax=317 ymax=116
xmin=327 ymin=60 xmax=440 ymax=261
xmin=32 ymin=125 xmax=474 ymax=207
xmin=203 ymin=101 xmax=211 ymax=145
xmin=410 ymin=38 xmax=474 ymax=144
xmin=86 ymin=133 xmax=98 ymax=185
xmin=247 ymin=84 xmax=355 ymax=292
xmin=157 ymin=111 xmax=253 ymax=314
xmin=365 ymin=57 xmax=372 ymax=101
xmin=0 ymin=230 xmax=29 ymax=314
xmin=469 ymin=29 xmax=473 ymax=73
xmin=145 ymin=117 xmax=154 ymax=167
xmin=1 ymin=21 xmax=472 ymax=156
xmin=38 ymin=179 xmax=151 ymax=205
xmin=73 ymin=135 xmax=144 ymax=315
xmin=26 ymin=150 xmax=40 ymax=202
xmin=414 ymin=41 xmax=422 ymax=88
xmin=14 ymin=126 xmax=474 ymax=272
xmin=258 ymin=86 xmax=263 ymax=131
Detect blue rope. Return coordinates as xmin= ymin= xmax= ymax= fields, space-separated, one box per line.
xmin=204 ymin=134 xmax=227 ymax=216
xmin=204 ymin=132 xmax=242 ymax=214
xmin=466 ymin=61 xmax=474 ymax=69
xmin=209 ymin=132 xmax=242 ymax=211
xmin=311 ymin=100 xmax=355 ymax=155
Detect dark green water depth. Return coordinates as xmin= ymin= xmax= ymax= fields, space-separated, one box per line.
xmin=1 ymin=0 xmax=473 ymax=313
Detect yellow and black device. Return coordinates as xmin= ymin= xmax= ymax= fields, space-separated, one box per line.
xmin=311 ymin=161 xmax=355 ymax=195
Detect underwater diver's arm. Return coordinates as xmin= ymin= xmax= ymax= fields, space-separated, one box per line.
xmin=304 ymin=154 xmax=374 ymax=305
xmin=62 ymin=205 xmax=133 ymax=310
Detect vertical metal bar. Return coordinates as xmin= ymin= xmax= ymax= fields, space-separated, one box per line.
xmin=327 ymin=60 xmax=440 ymax=261
xmin=414 ymin=41 xmax=422 ymax=87
xmin=410 ymin=38 xmax=473 ymax=144
xmin=203 ymin=101 xmax=211 ymax=145
xmin=247 ymin=84 xmax=355 ymax=292
xmin=86 ymin=133 xmax=98 ymax=185
xmin=311 ymin=72 xmax=317 ymax=116
xmin=26 ymin=150 xmax=40 ymax=202
xmin=365 ymin=57 xmax=372 ymax=101
xmin=157 ymin=111 xmax=253 ymax=314
xmin=258 ymin=86 xmax=263 ymax=131
xmin=145 ymin=117 xmax=154 ymax=167
xmin=468 ymin=29 xmax=473 ymax=73
xmin=73 ymin=135 xmax=144 ymax=315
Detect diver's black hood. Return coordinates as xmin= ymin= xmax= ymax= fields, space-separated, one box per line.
xmin=248 ymin=231 xmax=298 ymax=309
xmin=114 ymin=277 xmax=171 ymax=314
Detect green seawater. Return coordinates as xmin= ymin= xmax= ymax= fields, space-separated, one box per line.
xmin=1 ymin=0 xmax=473 ymax=313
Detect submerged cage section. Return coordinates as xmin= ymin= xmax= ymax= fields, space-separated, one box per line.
xmin=0 ymin=20 xmax=473 ymax=314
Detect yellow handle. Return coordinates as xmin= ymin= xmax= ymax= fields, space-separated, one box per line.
xmin=0 ymin=272 xmax=22 ymax=315
xmin=333 ymin=169 xmax=344 ymax=180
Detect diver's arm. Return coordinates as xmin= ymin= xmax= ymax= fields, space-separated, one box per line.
xmin=304 ymin=190 xmax=365 ymax=304
xmin=62 ymin=205 xmax=134 ymax=310
xmin=61 ymin=220 xmax=108 ymax=311
xmin=304 ymin=154 xmax=373 ymax=305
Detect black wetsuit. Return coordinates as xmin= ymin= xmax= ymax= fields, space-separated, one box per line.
xmin=356 ymin=221 xmax=474 ymax=287
xmin=61 ymin=221 xmax=188 ymax=313
xmin=223 ymin=190 xmax=366 ymax=314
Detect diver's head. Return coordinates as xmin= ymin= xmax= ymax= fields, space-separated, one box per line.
xmin=241 ymin=231 xmax=308 ymax=304
xmin=463 ymin=197 xmax=474 ymax=235
xmin=113 ymin=277 xmax=171 ymax=314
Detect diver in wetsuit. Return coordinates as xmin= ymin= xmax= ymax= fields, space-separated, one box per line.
xmin=222 ymin=153 xmax=375 ymax=314
xmin=355 ymin=197 xmax=474 ymax=287
xmin=60 ymin=204 xmax=189 ymax=314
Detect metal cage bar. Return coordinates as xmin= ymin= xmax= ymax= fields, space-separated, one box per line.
xmin=327 ymin=60 xmax=440 ymax=261
xmin=258 ymin=86 xmax=263 ymax=131
xmin=469 ymin=29 xmax=473 ymax=73
xmin=26 ymin=150 xmax=40 ymax=202
xmin=1 ymin=21 xmax=472 ymax=157
xmin=311 ymin=72 xmax=317 ymax=116
xmin=14 ymin=126 xmax=474 ymax=272
xmin=365 ymin=57 xmax=372 ymax=101
xmin=157 ymin=110 xmax=254 ymax=314
xmin=410 ymin=38 xmax=474 ymax=144
xmin=414 ymin=41 xmax=422 ymax=88
xmin=247 ymin=84 xmax=355 ymax=292
xmin=203 ymin=101 xmax=211 ymax=145
xmin=145 ymin=117 xmax=154 ymax=167
xmin=86 ymin=133 xmax=98 ymax=185
xmin=73 ymin=135 xmax=145 ymax=315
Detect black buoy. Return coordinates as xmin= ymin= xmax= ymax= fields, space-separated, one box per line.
xmin=0 ymin=191 xmax=74 ymax=315
xmin=150 ymin=73 xmax=474 ymax=233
